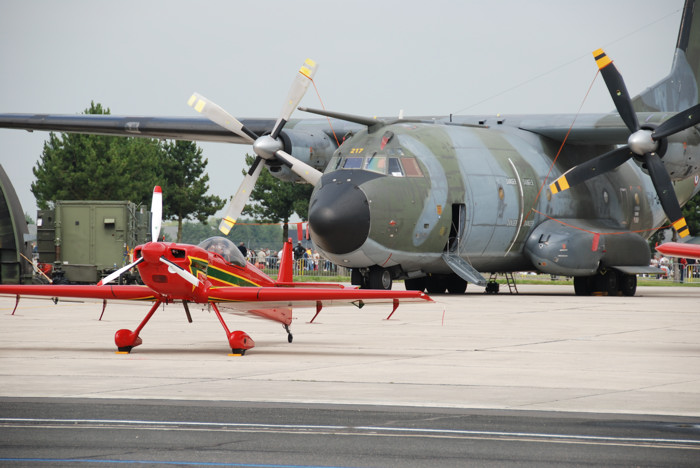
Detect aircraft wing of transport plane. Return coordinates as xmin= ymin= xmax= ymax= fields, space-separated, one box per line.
xmin=0 ymin=187 xmax=432 ymax=355
xmin=2 ymin=1 xmax=700 ymax=298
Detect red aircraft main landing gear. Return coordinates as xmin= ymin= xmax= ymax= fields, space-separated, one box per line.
xmin=114 ymin=300 xmax=161 ymax=353
xmin=114 ymin=300 xmax=256 ymax=355
xmin=210 ymin=302 xmax=255 ymax=355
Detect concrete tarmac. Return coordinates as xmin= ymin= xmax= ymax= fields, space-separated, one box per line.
xmin=0 ymin=284 xmax=698 ymax=416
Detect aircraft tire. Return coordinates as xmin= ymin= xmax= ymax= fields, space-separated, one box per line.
xmin=351 ymin=268 xmax=366 ymax=288
xmin=600 ymin=271 xmax=618 ymax=296
xmin=368 ymin=267 xmax=392 ymax=290
xmin=426 ymin=275 xmax=446 ymax=294
xmin=620 ymin=273 xmax=637 ymax=296
xmin=573 ymin=276 xmax=592 ymax=296
xmin=405 ymin=277 xmax=427 ymax=292
xmin=446 ymin=274 xmax=467 ymax=294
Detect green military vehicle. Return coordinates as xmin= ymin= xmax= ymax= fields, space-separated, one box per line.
xmin=37 ymin=201 xmax=151 ymax=284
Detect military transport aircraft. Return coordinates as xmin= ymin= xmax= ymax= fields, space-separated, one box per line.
xmin=1 ymin=1 xmax=699 ymax=297
xmin=0 ymin=187 xmax=431 ymax=355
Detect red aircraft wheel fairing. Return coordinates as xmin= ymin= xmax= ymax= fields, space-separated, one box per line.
xmin=227 ymin=330 xmax=255 ymax=355
xmin=114 ymin=329 xmax=142 ymax=352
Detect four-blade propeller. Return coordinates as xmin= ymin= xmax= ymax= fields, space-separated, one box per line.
xmin=549 ymin=48 xmax=697 ymax=238
xmin=188 ymin=58 xmax=323 ymax=235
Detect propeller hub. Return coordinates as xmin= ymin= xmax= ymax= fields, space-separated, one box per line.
xmin=253 ymin=135 xmax=284 ymax=160
xmin=141 ymin=242 xmax=167 ymax=264
xmin=628 ymin=129 xmax=658 ymax=155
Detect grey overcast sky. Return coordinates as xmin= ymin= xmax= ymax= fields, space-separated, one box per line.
xmin=0 ymin=0 xmax=686 ymax=220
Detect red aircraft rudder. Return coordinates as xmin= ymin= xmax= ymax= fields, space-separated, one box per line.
xmin=277 ymin=238 xmax=294 ymax=283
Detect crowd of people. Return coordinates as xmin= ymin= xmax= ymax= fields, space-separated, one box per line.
xmin=236 ymin=241 xmax=337 ymax=273
xmin=650 ymin=254 xmax=698 ymax=282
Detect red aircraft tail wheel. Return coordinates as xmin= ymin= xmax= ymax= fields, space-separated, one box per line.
xmin=114 ymin=329 xmax=142 ymax=353
xmin=228 ymin=330 xmax=255 ymax=356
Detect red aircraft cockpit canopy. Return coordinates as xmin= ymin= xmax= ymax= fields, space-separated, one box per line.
xmin=197 ymin=237 xmax=246 ymax=267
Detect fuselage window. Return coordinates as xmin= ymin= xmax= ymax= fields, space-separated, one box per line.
xmin=328 ymin=156 xmax=342 ymax=171
xmin=364 ymin=154 xmax=387 ymax=174
xmin=401 ymin=158 xmax=424 ymax=177
xmin=388 ymin=158 xmax=404 ymax=177
xmin=343 ymin=157 xmax=363 ymax=169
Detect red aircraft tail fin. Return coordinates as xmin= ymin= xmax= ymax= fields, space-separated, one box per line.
xmin=277 ymin=238 xmax=294 ymax=283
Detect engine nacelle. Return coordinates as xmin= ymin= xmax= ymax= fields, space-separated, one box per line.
xmin=267 ymin=129 xmax=337 ymax=182
xmin=636 ymin=128 xmax=700 ymax=180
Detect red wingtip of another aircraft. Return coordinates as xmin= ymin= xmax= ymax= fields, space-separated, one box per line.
xmin=656 ymin=242 xmax=700 ymax=260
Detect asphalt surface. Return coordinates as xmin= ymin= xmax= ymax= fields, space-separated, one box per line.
xmin=1 ymin=399 xmax=699 ymax=467
xmin=0 ymin=284 xmax=699 ymax=466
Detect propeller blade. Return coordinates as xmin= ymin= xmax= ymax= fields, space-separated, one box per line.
xmin=151 ymin=185 xmax=162 ymax=242
xmin=549 ymin=146 xmax=633 ymax=194
xmin=98 ymin=257 xmax=144 ymax=286
xmin=270 ymin=58 xmax=318 ymax=140
xmin=593 ymin=49 xmax=639 ymax=133
xmin=652 ymin=102 xmax=700 ymax=139
xmin=187 ymin=92 xmax=258 ymax=143
xmin=219 ymin=156 xmax=265 ymax=235
xmin=159 ymin=256 xmax=200 ymax=286
xmin=643 ymin=152 xmax=690 ymax=238
xmin=274 ymin=149 xmax=323 ymax=186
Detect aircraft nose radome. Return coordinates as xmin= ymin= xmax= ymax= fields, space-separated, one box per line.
xmin=308 ymin=180 xmax=370 ymax=255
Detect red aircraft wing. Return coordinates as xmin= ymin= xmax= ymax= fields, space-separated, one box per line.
xmin=656 ymin=242 xmax=700 ymax=260
xmin=207 ymin=286 xmax=431 ymax=305
xmin=0 ymin=284 xmax=159 ymax=301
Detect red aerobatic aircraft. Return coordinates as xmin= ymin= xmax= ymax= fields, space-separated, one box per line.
xmin=1 ymin=187 xmax=432 ymax=355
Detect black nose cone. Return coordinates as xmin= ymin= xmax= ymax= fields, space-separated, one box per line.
xmin=308 ymin=176 xmax=370 ymax=255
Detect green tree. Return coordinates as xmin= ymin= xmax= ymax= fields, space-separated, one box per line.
xmin=31 ymin=102 xmax=163 ymax=209
xmin=241 ymin=155 xmax=314 ymax=241
xmin=682 ymin=190 xmax=700 ymax=236
xmin=181 ymin=218 xmax=218 ymax=245
xmin=162 ymin=140 xmax=225 ymax=242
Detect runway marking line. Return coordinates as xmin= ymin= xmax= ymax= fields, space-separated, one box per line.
xmin=2 ymin=417 xmax=699 ymax=450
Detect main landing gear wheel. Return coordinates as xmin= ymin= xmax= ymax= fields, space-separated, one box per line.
xmin=574 ymin=271 xmax=637 ymax=296
xmin=446 ymin=274 xmax=467 ymax=294
xmin=368 ymin=267 xmax=392 ymax=290
xmin=114 ymin=329 xmax=143 ymax=353
xmin=405 ymin=277 xmax=427 ymax=292
xmin=284 ymin=325 xmax=293 ymax=343
xmin=426 ymin=275 xmax=446 ymax=294
xmin=227 ymin=330 xmax=255 ymax=356
xmin=620 ymin=274 xmax=637 ymax=296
